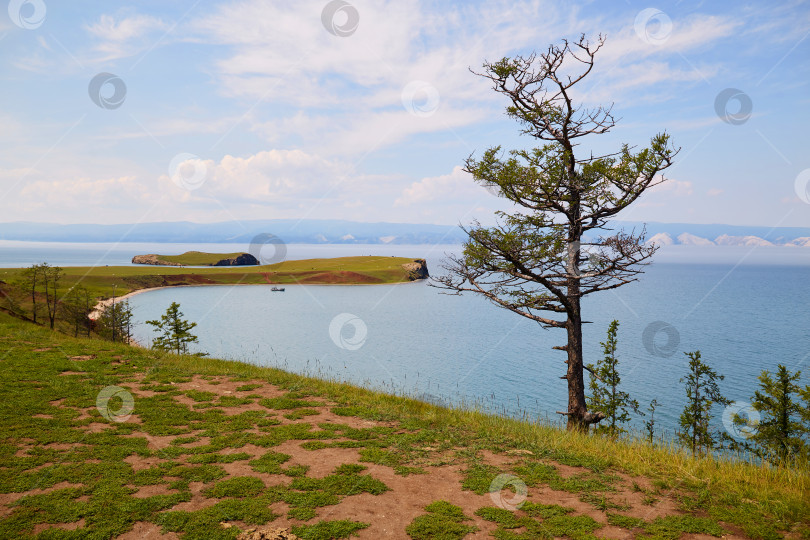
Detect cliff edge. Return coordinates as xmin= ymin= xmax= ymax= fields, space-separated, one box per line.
xmin=401 ymin=259 xmax=429 ymax=280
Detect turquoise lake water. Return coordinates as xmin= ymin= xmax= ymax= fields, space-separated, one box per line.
xmin=2 ymin=241 xmax=809 ymax=439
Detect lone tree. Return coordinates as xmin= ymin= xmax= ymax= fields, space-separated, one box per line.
xmin=40 ymin=263 xmax=63 ymax=330
xmin=731 ymin=365 xmax=808 ymax=463
xmin=18 ymin=263 xmax=42 ymax=324
xmin=586 ymin=320 xmax=639 ymax=437
xmin=433 ymin=35 xmax=677 ymax=430
xmin=644 ymin=398 xmax=659 ymax=444
xmin=678 ymin=351 xmax=730 ymax=455
xmin=146 ymin=301 xmax=200 ymax=355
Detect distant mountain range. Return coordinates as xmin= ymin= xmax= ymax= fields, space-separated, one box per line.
xmin=0 ymin=220 xmax=809 ymax=246
xmin=0 ymin=220 xmax=467 ymax=245
xmin=647 ymin=232 xmax=810 ymax=248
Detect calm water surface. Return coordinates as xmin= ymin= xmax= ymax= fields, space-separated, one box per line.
xmin=2 ymin=241 xmax=809 ymax=438
xmin=126 ymin=259 xmax=810 ymax=438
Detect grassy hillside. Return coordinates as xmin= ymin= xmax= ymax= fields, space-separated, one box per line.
xmin=0 ymin=256 xmax=425 ymax=314
xmin=0 ymin=313 xmax=807 ymax=539
xmin=152 ymin=251 xmax=251 ymax=266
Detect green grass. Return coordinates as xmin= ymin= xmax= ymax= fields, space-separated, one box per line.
xmin=288 ymin=464 xmax=389 ymax=496
xmin=406 ymin=501 xmax=478 ymax=539
xmin=0 ymin=312 xmax=808 ymax=539
xmin=154 ymin=251 xmax=251 ymax=266
xmin=283 ymin=408 xmax=321 ymax=420
xmin=476 ymin=503 xmax=600 ymax=540
xmin=155 ymin=498 xmax=280 ymax=539
xmin=259 ymin=396 xmax=322 ymax=410
xmin=607 ymin=512 xmax=726 ymax=539
xmin=0 ymin=256 xmax=426 ymax=316
xmin=202 ymin=476 xmax=266 ymax=498
xmin=291 ymin=519 xmax=370 ymax=539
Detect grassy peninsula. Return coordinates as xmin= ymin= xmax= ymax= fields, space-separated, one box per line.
xmin=0 ymin=256 xmax=428 ymax=311
xmin=0 ymin=313 xmax=807 ymax=539
xmin=134 ymin=251 xmax=256 ymax=266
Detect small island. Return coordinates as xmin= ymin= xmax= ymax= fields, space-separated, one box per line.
xmin=132 ymin=251 xmax=259 ymax=267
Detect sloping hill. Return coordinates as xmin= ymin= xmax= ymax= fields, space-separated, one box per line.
xmin=0 ymin=314 xmax=807 ymax=538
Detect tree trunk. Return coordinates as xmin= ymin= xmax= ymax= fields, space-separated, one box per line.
xmin=564 ymin=300 xmax=605 ymax=430
xmin=30 ymin=280 xmax=37 ymax=324
xmin=565 ymin=306 xmax=587 ymax=430
xmin=563 ymin=172 xmax=604 ymax=431
xmin=44 ymin=275 xmax=55 ymax=329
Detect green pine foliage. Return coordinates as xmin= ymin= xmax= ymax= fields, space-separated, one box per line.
xmin=586 ymin=320 xmax=639 ymax=436
xmin=61 ymin=285 xmax=93 ymax=338
xmin=146 ymin=301 xmax=200 ymax=355
xmin=644 ymin=398 xmax=659 ymax=444
xmin=678 ymin=351 xmax=730 ymax=454
xmin=97 ymin=299 xmax=134 ymax=343
xmin=731 ymin=365 xmax=809 ymax=463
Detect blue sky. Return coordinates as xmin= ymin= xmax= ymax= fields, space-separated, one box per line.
xmin=1 ymin=0 xmax=809 ymax=227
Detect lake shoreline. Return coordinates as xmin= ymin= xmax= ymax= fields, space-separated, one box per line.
xmin=89 ymin=279 xmax=425 ymax=320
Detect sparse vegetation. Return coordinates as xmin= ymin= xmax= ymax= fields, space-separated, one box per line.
xmin=0 ymin=310 xmax=807 ymax=538
xmin=406 ymin=501 xmax=478 ymax=539
xmin=147 ymin=251 xmax=257 ymax=266
xmin=729 ymin=364 xmax=810 ymax=464
xmin=678 ymin=351 xmax=731 ymax=454
xmin=146 ymin=301 xmax=200 ymax=355
xmin=587 ymin=320 xmax=639 ymax=436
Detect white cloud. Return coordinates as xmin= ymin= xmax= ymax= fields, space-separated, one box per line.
xmin=251 ymin=107 xmax=489 ymax=156
xmin=396 ymin=166 xmax=482 ymax=206
xmin=192 ymin=0 xmax=577 ymax=155
xmin=18 ymin=175 xmax=152 ymax=210
xmin=2 ymin=149 xmax=398 ymax=223
xmin=98 ymin=116 xmax=244 ymax=141
xmin=574 ymin=14 xmax=738 ymax=106
xmin=190 ymin=1 xmax=747 ymax=158
xmin=158 ymin=149 xmax=405 ymax=221
xmin=86 ymin=14 xmax=165 ymax=42
xmin=596 ymin=13 xmax=739 ymax=66
xmin=85 ymin=13 xmax=169 ymax=62
xmin=168 ymin=149 xmax=350 ymax=203
xmin=633 ymin=177 xmax=694 ymax=211
xmin=707 ymin=188 xmax=723 ymax=197
xmin=4 ymin=2 xmax=806 ymax=227
xmin=651 ymin=178 xmax=694 ymax=197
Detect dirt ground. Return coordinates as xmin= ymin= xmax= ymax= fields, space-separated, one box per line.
xmin=4 ymin=371 xmax=749 ymax=539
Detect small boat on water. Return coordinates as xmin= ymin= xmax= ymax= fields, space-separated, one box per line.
xmin=271 ymin=286 xmax=285 ymax=292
